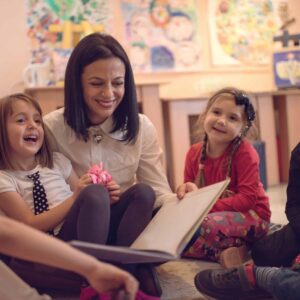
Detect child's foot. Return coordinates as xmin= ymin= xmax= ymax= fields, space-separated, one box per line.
xmin=219 ymin=245 xmax=250 ymax=269
xmin=194 ymin=264 xmax=273 ymax=300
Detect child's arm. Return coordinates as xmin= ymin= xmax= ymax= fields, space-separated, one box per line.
xmin=0 ymin=170 xmax=91 ymax=232
xmin=0 ymin=216 xmax=138 ymax=299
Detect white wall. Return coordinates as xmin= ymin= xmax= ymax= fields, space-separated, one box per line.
xmin=0 ymin=0 xmax=29 ymax=97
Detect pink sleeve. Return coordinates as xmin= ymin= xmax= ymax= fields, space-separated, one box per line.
xmin=211 ymin=144 xmax=261 ymax=213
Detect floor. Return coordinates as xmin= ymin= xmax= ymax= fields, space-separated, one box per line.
xmin=51 ymin=184 xmax=288 ymax=300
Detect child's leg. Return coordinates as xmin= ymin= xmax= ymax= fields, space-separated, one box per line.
xmin=0 ymin=261 xmax=51 ymax=300
xmin=256 ymin=266 xmax=300 ymax=300
xmin=57 ymin=184 xmax=111 ymax=243
xmin=183 ymin=210 xmax=269 ymax=261
xmin=108 ymin=183 xmax=155 ymax=246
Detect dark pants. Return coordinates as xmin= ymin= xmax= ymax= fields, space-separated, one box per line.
xmin=6 ymin=183 xmax=156 ymax=292
xmin=252 ymin=223 xmax=300 ymax=267
xmin=58 ymin=183 xmax=155 ymax=246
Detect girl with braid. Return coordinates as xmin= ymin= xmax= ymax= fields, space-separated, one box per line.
xmin=176 ymin=87 xmax=271 ymax=265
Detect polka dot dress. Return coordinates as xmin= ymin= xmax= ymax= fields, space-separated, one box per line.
xmin=27 ymin=171 xmax=49 ymax=215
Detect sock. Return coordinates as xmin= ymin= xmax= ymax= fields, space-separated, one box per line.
xmin=253 ymin=266 xmax=280 ymax=292
xmin=244 ymin=263 xmax=256 ymax=287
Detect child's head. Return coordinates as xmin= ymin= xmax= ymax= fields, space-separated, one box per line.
xmin=64 ymin=33 xmax=139 ymax=143
xmin=0 ymin=93 xmax=53 ymax=170
xmin=195 ymin=87 xmax=256 ymax=187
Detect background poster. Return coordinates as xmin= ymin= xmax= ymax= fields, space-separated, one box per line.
xmin=208 ymin=0 xmax=285 ymax=66
xmin=121 ymin=0 xmax=203 ymax=73
xmin=26 ymin=0 xmax=111 ymax=64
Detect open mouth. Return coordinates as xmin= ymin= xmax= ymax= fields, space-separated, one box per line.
xmin=23 ymin=135 xmax=38 ymax=142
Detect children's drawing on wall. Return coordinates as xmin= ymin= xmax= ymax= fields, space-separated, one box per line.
xmin=26 ymin=0 xmax=111 ymax=84
xmin=208 ymin=0 xmax=287 ymax=66
xmin=121 ymin=0 xmax=203 ymax=72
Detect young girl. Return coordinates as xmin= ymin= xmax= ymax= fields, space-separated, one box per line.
xmin=0 ymin=93 xmax=154 ymax=291
xmin=176 ymin=87 xmax=271 ymax=265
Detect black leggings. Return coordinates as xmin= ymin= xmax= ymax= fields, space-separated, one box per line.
xmin=57 ymin=183 xmax=155 ymax=246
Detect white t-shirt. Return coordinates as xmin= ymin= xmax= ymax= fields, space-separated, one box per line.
xmin=0 ymin=152 xmax=73 ymax=233
xmin=44 ymin=109 xmax=174 ymax=208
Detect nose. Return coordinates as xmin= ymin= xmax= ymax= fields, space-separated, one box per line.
xmin=217 ymin=116 xmax=226 ymax=126
xmin=27 ymin=119 xmax=38 ymax=129
xmin=101 ymin=84 xmax=114 ymax=98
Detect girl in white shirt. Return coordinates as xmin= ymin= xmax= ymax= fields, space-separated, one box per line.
xmin=0 ymin=93 xmax=150 ymax=293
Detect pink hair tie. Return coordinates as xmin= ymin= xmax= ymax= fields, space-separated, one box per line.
xmin=87 ymin=162 xmax=112 ymax=187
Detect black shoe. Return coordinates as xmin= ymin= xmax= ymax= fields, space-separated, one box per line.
xmin=194 ymin=266 xmax=273 ymax=300
xmin=135 ymin=263 xmax=162 ymax=297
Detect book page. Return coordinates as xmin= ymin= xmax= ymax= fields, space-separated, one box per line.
xmin=131 ymin=179 xmax=230 ymax=256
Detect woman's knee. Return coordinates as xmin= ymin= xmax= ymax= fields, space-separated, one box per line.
xmin=77 ymin=184 xmax=110 ymax=209
xmin=131 ymin=183 xmax=155 ymax=207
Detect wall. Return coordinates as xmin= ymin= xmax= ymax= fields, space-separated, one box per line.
xmin=0 ymin=0 xmax=299 ymax=98
xmin=0 ymin=0 xmax=29 ymax=97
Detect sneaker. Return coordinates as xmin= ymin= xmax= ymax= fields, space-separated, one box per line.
xmin=219 ymin=246 xmax=250 ymax=269
xmin=194 ymin=266 xmax=273 ymax=300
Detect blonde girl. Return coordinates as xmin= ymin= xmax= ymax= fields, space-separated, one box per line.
xmin=176 ymin=87 xmax=271 ymax=267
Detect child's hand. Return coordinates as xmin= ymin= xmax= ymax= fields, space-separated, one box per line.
xmin=106 ymin=180 xmax=121 ymax=204
xmin=221 ymin=189 xmax=235 ymax=199
xmin=77 ymin=174 xmax=93 ymax=191
xmin=176 ymin=182 xmax=198 ymax=200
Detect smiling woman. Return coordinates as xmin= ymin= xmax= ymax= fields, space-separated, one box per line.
xmin=43 ymin=32 xmax=174 ymax=297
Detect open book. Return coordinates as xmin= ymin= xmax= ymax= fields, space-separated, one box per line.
xmin=70 ymin=179 xmax=230 ymax=264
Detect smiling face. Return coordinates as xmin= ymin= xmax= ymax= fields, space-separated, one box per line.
xmin=204 ymin=95 xmax=246 ymax=152
xmin=81 ymin=57 xmax=126 ymax=125
xmin=6 ymin=100 xmax=44 ymax=169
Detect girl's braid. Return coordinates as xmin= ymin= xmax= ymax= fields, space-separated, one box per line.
xmin=195 ymin=133 xmax=208 ymax=187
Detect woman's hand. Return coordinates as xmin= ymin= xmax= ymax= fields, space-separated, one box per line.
xmin=86 ymin=261 xmax=138 ymax=300
xmin=106 ymin=180 xmax=121 ymax=204
xmin=176 ymin=182 xmax=198 ymax=200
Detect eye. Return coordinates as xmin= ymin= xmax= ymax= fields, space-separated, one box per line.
xmin=114 ymin=80 xmax=124 ymax=86
xmin=35 ymin=118 xmax=42 ymax=125
xmin=212 ymin=109 xmax=220 ymax=115
xmin=16 ymin=117 xmax=25 ymax=123
xmin=229 ymin=115 xmax=238 ymax=122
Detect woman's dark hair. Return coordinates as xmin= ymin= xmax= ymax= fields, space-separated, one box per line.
xmin=64 ymin=33 xmax=139 ymax=143
xmin=0 ymin=93 xmax=53 ymax=170
xmin=194 ymin=87 xmax=256 ymax=188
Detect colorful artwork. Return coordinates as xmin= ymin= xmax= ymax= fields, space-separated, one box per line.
xmin=26 ymin=0 xmax=111 ymax=63
xmin=121 ymin=0 xmax=203 ymax=72
xmin=273 ymin=49 xmax=300 ymax=88
xmin=208 ymin=0 xmax=285 ymax=65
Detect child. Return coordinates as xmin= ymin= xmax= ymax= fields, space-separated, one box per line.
xmin=0 ymin=215 xmax=138 ymax=300
xmin=0 ymin=93 xmax=154 ymax=291
xmin=176 ymin=87 xmax=271 ymax=264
